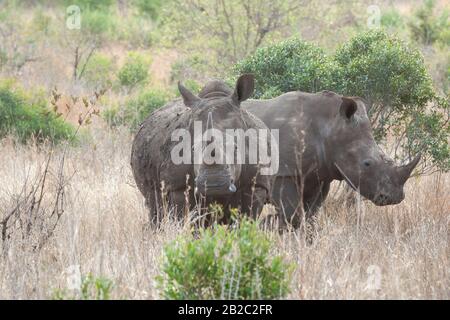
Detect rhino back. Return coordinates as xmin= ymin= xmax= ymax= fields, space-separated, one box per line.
xmin=242 ymin=91 xmax=338 ymax=176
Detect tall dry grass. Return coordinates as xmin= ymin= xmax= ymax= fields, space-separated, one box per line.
xmin=0 ymin=128 xmax=448 ymax=299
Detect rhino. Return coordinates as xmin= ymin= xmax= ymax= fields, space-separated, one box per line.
xmin=243 ymin=90 xmax=420 ymax=228
xmin=131 ymin=75 xmax=274 ymax=226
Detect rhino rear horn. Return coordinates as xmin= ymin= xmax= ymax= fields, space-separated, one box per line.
xmin=397 ymin=153 xmax=421 ymax=184
xmin=178 ymin=82 xmax=200 ymax=108
xmin=232 ymin=74 xmax=255 ymax=104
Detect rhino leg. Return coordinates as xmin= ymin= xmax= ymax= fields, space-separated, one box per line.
xmin=304 ymin=182 xmax=330 ymax=220
xmin=168 ymin=189 xmax=191 ymax=223
xmin=144 ymin=185 xmax=163 ymax=229
xmin=270 ymin=176 xmax=302 ymax=229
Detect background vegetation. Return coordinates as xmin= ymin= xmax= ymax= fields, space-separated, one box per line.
xmin=0 ymin=0 xmax=448 ymax=299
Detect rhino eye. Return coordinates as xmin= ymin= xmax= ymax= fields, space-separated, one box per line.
xmin=363 ymin=159 xmax=373 ymax=167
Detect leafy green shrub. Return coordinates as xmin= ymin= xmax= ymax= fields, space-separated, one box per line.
xmin=52 ymin=273 xmax=114 ymax=300
xmin=0 ymin=80 xmax=75 ymax=144
xmin=157 ymin=217 xmax=294 ymax=300
xmin=104 ymin=88 xmax=170 ymax=130
xmin=381 ymin=9 xmax=404 ymax=28
xmin=233 ymin=38 xmax=339 ymax=98
xmin=117 ymin=52 xmax=151 ymax=93
xmin=408 ymin=0 xmax=449 ymax=46
xmin=82 ymin=9 xmax=115 ymax=36
xmin=334 ymin=30 xmax=448 ymax=171
xmin=81 ymin=53 xmax=116 ymax=90
xmin=134 ymin=0 xmax=163 ymax=20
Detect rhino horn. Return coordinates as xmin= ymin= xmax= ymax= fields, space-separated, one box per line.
xmin=397 ymin=154 xmax=421 ymax=184
xmin=178 ymin=82 xmax=200 ymax=108
xmin=206 ymin=111 xmax=214 ymax=130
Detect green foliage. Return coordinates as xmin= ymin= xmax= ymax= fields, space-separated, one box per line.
xmin=334 ymin=30 xmax=448 ymax=171
xmin=52 ymin=274 xmax=114 ymax=300
xmin=405 ymin=98 xmax=450 ymax=171
xmin=81 ymin=9 xmax=115 ymax=36
xmin=117 ymin=52 xmax=151 ymax=92
xmin=0 ymin=80 xmax=75 ymax=144
xmin=381 ymin=9 xmax=404 ymax=29
xmin=81 ymin=53 xmax=115 ymax=90
xmin=408 ymin=0 xmax=450 ymax=46
xmin=334 ymin=30 xmax=434 ymax=110
xmin=104 ymin=88 xmax=170 ymax=130
xmin=233 ymin=30 xmax=449 ymax=172
xmin=134 ymin=0 xmax=163 ymax=20
xmin=159 ymin=0 xmax=300 ymax=68
xmin=233 ymin=38 xmax=339 ymax=98
xmin=157 ymin=217 xmax=294 ymax=300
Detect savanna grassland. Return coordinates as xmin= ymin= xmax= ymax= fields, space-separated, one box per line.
xmin=0 ymin=130 xmax=448 ymax=299
xmin=0 ymin=0 xmax=449 ymax=299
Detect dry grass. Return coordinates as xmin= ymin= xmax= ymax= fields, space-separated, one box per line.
xmin=0 ymin=128 xmax=448 ymax=299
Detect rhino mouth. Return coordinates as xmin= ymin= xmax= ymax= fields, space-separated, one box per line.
xmin=195 ymin=175 xmax=237 ymax=196
xmin=372 ymin=193 xmax=403 ymax=206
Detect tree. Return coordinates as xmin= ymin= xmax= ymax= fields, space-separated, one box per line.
xmin=0 ymin=5 xmax=42 ymax=76
xmin=408 ymin=0 xmax=449 ymax=46
xmin=62 ymin=7 xmax=115 ymax=81
xmin=159 ymin=0 xmax=303 ymax=67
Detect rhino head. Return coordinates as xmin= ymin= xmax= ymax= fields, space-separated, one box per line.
xmin=330 ymin=97 xmax=420 ymax=206
xmin=177 ymin=74 xmax=255 ymax=197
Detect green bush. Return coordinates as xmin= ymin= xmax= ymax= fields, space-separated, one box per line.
xmin=52 ymin=273 xmax=114 ymax=300
xmin=233 ymin=38 xmax=339 ymax=98
xmin=408 ymin=0 xmax=449 ymax=46
xmin=133 ymin=0 xmax=163 ymax=20
xmin=381 ymin=9 xmax=404 ymax=28
xmin=334 ymin=30 xmax=448 ymax=171
xmin=334 ymin=30 xmax=434 ymax=112
xmin=0 ymin=80 xmax=75 ymax=144
xmin=157 ymin=217 xmax=294 ymax=300
xmin=104 ymin=88 xmax=170 ymax=130
xmin=117 ymin=52 xmax=151 ymax=92
xmin=82 ymin=9 xmax=115 ymax=36
xmin=81 ymin=53 xmax=115 ymax=90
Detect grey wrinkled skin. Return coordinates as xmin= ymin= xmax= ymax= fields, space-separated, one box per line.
xmin=243 ymin=90 xmax=420 ymax=228
xmin=131 ymin=75 xmax=274 ymax=227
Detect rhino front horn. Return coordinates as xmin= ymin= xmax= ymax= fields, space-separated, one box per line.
xmin=206 ymin=112 xmax=214 ymax=130
xmin=397 ymin=153 xmax=421 ymax=184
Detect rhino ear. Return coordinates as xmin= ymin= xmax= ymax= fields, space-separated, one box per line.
xmin=339 ymin=97 xmax=358 ymax=119
xmin=232 ymin=74 xmax=255 ymax=104
xmin=178 ymin=82 xmax=200 ymax=108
